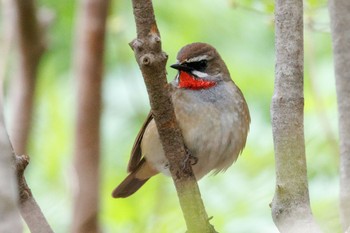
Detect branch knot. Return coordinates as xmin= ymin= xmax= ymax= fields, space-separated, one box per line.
xmin=148 ymin=33 xmax=161 ymax=52
xmin=140 ymin=54 xmax=154 ymax=66
xmin=129 ymin=38 xmax=144 ymax=52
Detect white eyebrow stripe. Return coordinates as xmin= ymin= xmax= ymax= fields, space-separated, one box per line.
xmin=191 ymin=70 xmax=209 ymax=78
xmin=186 ymin=55 xmax=209 ymax=63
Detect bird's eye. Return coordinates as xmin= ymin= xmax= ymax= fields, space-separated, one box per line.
xmin=186 ymin=60 xmax=208 ymax=71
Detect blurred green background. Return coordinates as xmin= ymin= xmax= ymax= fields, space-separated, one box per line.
xmin=2 ymin=0 xmax=339 ymax=232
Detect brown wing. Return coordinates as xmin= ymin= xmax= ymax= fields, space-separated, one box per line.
xmin=127 ymin=112 xmax=153 ymax=172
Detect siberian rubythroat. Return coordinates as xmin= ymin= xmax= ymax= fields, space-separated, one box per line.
xmin=112 ymin=42 xmax=250 ymax=198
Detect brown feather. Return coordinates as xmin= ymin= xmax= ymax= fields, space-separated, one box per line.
xmin=112 ymin=173 xmax=149 ymax=198
xmin=127 ymin=112 xmax=153 ymax=172
xmin=112 ymin=158 xmax=158 ymax=198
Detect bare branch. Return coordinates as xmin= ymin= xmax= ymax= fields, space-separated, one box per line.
xmin=10 ymin=0 xmax=46 ymax=155
xmin=16 ymin=154 xmax=54 ymax=233
xmin=2 ymin=0 xmax=55 ymax=231
xmin=0 ymin=0 xmax=16 ymax=82
xmin=129 ymin=1 xmax=216 ymax=232
xmin=328 ymin=0 xmax=350 ymax=231
xmin=0 ymin=96 xmax=22 ymax=233
xmin=270 ymin=0 xmax=322 ymax=232
xmin=71 ymin=0 xmax=109 ymax=232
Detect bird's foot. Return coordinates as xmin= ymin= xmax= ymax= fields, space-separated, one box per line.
xmin=182 ymin=146 xmax=198 ymax=172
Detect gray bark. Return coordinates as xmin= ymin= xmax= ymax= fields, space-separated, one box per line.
xmin=328 ymin=0 xmax=350 ymax=231
xmin=0 ymin=96 xmax=22 ymax=233
xmin=16 ymin=154 xmax=54 ymax=233
xmin=270 ymin=0 xmax=322 ymax=232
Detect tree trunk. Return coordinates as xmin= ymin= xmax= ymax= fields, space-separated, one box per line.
xmin=10 ymin=0 xmax=45 ymax=155
xmin=328 ymin=0 xmax=350 ymax=231
xmin=0 ymin=88 xmax=22 ymax=233
xmin=270 ymin=0 xmax=322 ymax=232
xmin=129 ymin=1 xmax=216 ymax=232
xmin=71 ymin=0 xmax=108 ymax=232
xmin=0 ymin=0 xmax=16 ymax=82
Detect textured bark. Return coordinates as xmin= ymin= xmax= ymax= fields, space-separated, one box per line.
xmin=10 ymin=0 xmax=45 ymax=155
xmin=0 ymin=93 xmax=22 ymax=233
xmin=16 ymin=154 xmax=54 ymax=233
xmin=130 ymin=1 xmax=216 ymax=232
xmin=328 ymin=0 xmax=350 ymax=231
xmin=270 ymin=0 xmax=322 ymax=232
xmin=71 ymin=0 xmax=108 ymax=232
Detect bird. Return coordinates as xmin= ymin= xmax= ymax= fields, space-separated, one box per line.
xmin=112 ymin=42 xmax=250 ymax=198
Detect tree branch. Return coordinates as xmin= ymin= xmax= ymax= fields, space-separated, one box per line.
xmin=10 ymin=0 xmax=46 ymax=155
xmin=72 ymin=0 xmax=109 ymax=232
xmin=328 ymin=0 xmax=350 ymax=231
xmin=0 ymin=94 xmax=22 ymax=233
xmin=16 ymin=154 xmax=54 ymax=233
xmin=9 ymin=0 xmax=54 ymax=231
xmin=0 ymin=0 xmax=16 ymax=83
xmin=129 ymin=1 xmax=216 ymax=232
xmin=270 ymin=0 xmax=322 ymax=232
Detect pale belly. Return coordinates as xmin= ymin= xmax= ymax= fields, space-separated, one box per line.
xmin=141 ymin=83 xmax=249 ymax=179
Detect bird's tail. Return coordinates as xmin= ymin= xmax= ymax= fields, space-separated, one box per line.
xmin=112 ymin=172 xmax=149 ymax=198
xmin=112 ymin=159 xmax=158 ymax=198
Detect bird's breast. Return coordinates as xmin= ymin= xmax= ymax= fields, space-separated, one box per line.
xmin=171 ymin=82 xmax=249 ymax=178
xmin=142 ymin=81 xmax=250 ymax=180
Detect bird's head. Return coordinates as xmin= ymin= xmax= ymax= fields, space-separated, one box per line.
xmin=171 ymin=42 xmax=231 ymax=90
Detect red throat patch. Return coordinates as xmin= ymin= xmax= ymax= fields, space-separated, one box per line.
xmin=178 ymin=71 xmax=216 ymax=90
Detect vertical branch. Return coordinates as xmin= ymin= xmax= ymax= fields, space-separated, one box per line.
xmin=10 ymin=0 xmax=45 ymax=155
xmin=270 ymin=0 xmax=322 ymax=232
xmin=72 ymin=0 xmax=109 ymax=232
xmin=328 ymin=0 xmax=350 ymax=231
xmin=129 ymin=1 xmax=215 ymax=232
xmin=0 ymin=0 xmax=16 ymax=82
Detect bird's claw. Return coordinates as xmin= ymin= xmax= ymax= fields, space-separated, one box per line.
xmin=182 ymin=147 xmax=198 ymax=172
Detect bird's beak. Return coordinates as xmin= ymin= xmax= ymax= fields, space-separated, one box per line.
xmin=170 ymin=63 xmax=193 ymax=72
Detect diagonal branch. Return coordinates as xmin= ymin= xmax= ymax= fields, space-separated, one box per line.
xmin=6 ymin=0 xmax=54 ymax=231
xmin=16 ymin=154 xmax=54 ymax=233
xmin=0 ymin=94 xmax=22 ymax=233
xmin=129 ymin=0 xmax=216 ymax=232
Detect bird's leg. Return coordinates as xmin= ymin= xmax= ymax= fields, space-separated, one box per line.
xmin=182 ymin=146 xmax=198 ymax=172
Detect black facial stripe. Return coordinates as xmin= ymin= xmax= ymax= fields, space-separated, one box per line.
xmin=184 ymin=60 xmax=208 ymax=72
